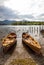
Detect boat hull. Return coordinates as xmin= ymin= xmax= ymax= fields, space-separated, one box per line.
xmin=22 ymin=33 xmax=41 ymax=54
xmin=2 ymin=33 xmax=17 ymax=53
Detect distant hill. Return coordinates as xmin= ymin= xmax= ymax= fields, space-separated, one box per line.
xmin=0 ymin=20 xmax=16 ymax=25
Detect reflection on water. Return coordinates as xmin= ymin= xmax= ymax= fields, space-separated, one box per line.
xmin=0 ymin=25 xmax=40 ymax=38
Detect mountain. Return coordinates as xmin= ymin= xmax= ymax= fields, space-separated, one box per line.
xmin=0 ymin=20 xmax=16 ymax=25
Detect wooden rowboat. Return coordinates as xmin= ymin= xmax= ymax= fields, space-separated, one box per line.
xmin=22 ymin=32 xmax=41 ymax=54
xmin=2 ymin=33 xmax=17 ymax=53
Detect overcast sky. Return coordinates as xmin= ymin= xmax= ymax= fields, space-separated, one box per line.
xmin=0 ymin=0 xmax=44 ymax=21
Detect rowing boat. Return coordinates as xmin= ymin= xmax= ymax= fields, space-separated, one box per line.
xmin=2 ymin=33 xmax=17 ymax=53
xmin=22 ymin=32 xmax=41 ymax=54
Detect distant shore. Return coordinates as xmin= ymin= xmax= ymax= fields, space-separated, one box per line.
xmin=12 ymin=21 xmax=44 ymax=25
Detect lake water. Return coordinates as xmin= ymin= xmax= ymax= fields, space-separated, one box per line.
xmin=0 ymin=25 xmax=42 ymax=36
xmin=0 ymin=25 xmax=44 ymax=39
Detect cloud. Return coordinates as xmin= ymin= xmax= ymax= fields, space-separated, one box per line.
xmin=36 ymin=13 xmax=44 ymax=21
xmin=18 ymin=14 xmax=34 ymax=19
xmin=0 ymin=6 xmax=35 ymax=20
xmin=4 ymin=0 xmax=44 ymax=17
xmin=38 ymin=13 xmax=44 ymax=17
xmin=0 ymin=6 xmax=19 ymax=20
xmin=0 ymin=0 xmax=44 ymax=21
xmin=0 ymin=0 xmax=7 ymax=6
